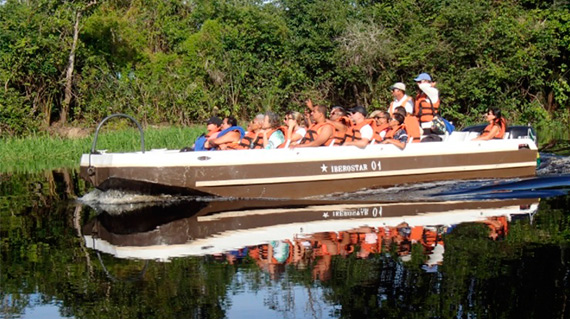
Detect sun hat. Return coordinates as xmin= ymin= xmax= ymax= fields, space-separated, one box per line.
xmin=390 ymin=82 xmax=406 ymax=91
xmin=414 ymin=73 xmax=432 ymax=82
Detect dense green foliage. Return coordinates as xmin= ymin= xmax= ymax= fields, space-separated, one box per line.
xmin=1 ymin=0 xmax=569 ymax=139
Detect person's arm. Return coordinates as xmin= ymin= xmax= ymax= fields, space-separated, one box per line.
xmin=382 ymin=138 xmax=406 ymax=149
xmin=292 ymin=125 xmax=333 ymax=148
xmin=210 ymin=131 xmax=240 ymax=148
xmin=473 ymin=125 xmax=500 ymax=141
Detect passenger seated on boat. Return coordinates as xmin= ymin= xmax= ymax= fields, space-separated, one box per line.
xmin=208 ymin=116 xmax=246 ymax=150
xmin=327 ymin=106 xmax=351 ymax=146
xmin=184 ymin=116 xmax=222 ymax=151
xmin=292 ymin=105 xmax=334 ymax=148
xmin=369 ymin=110 xmax=390 ymax=143
xmin=381 ymin=113 xmax=408 ymax=149
xmin=472 ymin=107 xmax=507 ymax=141
xmin=238 ymin=114 xmax=265 ymax=149
xmin=283 ymin=111 xmax=307 ymax=147
xmin=394 ymin=106 xmax=422 ymax=143
xmin=261 ymin=111 xmax=286 ymax=149
xmin=343 ymin=106 xmax=373 ymax=149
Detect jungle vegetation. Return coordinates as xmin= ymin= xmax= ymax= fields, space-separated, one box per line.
xmin=1 ymin=0 xmax=569 ymax=139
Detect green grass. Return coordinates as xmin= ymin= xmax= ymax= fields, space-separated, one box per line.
xmin=0 ymin=126 xmax=205 ymax=173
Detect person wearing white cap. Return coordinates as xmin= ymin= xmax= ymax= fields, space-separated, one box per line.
xmin=413 ymin=73 xmax=440 ymax=134
xmin=388 ymin=82 xmax=413 ymax=116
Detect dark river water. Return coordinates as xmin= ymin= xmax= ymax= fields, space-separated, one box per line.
xmin=2 ymin=153 xmax=570 ymax=319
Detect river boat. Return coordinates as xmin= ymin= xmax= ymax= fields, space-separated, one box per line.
xmin=79 ymin=114 xmax=539 ymax=199
xmin=81 ymin=198 xmax=539 ymax=261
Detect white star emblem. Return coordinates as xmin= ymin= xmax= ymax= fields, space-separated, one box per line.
xmin=321 ymin=164 xmax=328 ymax=172
xmin=323 ymin=212 xmax=329 ymax=218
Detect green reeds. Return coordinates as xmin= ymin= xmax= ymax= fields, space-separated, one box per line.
xmin=0 ymin=126 xmax=204 ymax=173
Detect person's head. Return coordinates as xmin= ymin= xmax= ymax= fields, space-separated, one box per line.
xmin=485 ymin=107 xmax=503 ymax=124
xmin=394 ymin=106 xmax=407 ymax=117
xmin=263 ymin=111 xmax=280 ymax=129
xmin=414 ymin=73 xmax=432 ymax=85
xmin=285 ymin=111 xmax=305 ymax=127
xmin=390 ymin=113 xmax=405 ymax=127
xmin=206 ymin=116 xmax=222 ymax=131
xmin=370 ymin=110 xmax=389 ymax=125
xmin=348 ymin=106 xmax=367 ymax=123
xmin=390 ymin=82 xmax=406 ymax=98
xmin=311 ymin=105 xmax=328 ymax=122
xmin=247 ymin=114 xmax=265 ymax=131
xmin=329 ymin=106 xmax=346 ymax=121
xmin=222 ymin=116 xmax=238 ymax=130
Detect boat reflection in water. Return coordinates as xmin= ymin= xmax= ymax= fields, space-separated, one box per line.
xmin=82 ymin=197 xmax=538 ymax=275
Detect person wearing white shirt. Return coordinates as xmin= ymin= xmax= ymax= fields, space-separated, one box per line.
xmin=388 ymin=82 xmax=414 ymax=115
xmin=343 ymin=106 xmax=373 ymax=149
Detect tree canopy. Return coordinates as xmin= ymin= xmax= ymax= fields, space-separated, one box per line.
xmin=0 ymin=0 xmax=568 ymax=137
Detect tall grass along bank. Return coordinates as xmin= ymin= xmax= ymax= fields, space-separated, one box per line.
xmin=0 ymin=126 xmax=204 ymax=174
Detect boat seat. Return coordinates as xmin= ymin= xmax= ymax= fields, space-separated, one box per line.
xmin=446 ymin=131 xmax=469 ymax=142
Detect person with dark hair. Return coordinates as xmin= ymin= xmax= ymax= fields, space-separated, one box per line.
xmin=293 ymin=105 xmax=334 ymax=148
xmin=473 ymin=108 xmax=507 ymax=140
xmin=327 ymin=105 xmax=350 ymax=145
xmin=182 ymin=116 xmax=223 ymax=152
xmin=209 ymin=116 xmax=245 ymax=150
xmin=261 ymin=111 xmax=285 ymax=149
xmin=343 ymin=106 xmax=373 ymax=148
xmin=382 ymin=113 xmax=408 ymax=149
xmin=369 ymin=110 xmax=390 ymax=143
xmin=394 ymin=106 xmax=422 ymax=143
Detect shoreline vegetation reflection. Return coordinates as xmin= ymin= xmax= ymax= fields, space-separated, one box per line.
xmin=2 ymin=164 xmax=570 ymax=318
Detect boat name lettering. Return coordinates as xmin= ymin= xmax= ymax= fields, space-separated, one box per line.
xmin=330 ymin=164 xmax=368 ymax=173
xmin=331 ymin=208 xmax=370 ymax=217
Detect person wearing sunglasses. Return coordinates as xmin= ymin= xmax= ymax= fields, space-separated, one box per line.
xmin=382 ymin=113 xmax=408 ymax=150
xmin=472 ymin=108 xmax=507 ymax=141
xmin=394 ymin=106 xmax=422 ymax=143
xmin=283 ymin=111 xmax=307 ymax=147
xmin=368 ymin=110 xmax=390 ymax=143
xmin=327 ymin=106 xmax=350 ymax=146
xmin=388 ymin=82 xmax=413 ymax=116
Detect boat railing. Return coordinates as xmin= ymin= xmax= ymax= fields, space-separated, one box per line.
xmin=90 ymin=113 xmax=145 ymax=155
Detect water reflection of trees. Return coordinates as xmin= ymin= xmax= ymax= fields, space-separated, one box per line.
xmin=2 ymin=171 xmax=570 ymax=318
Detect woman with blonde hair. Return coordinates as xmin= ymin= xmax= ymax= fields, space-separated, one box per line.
xmin=283 ymin=111 xmax=307 ymax=147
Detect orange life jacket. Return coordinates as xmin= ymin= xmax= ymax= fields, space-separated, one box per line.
xmin=404 ymin=115 xmax=422 ymax=142
xmin=481 ymin=118 xmax=506 ymax=139
xmin=371 ymin=123 xmax=390 ymax=144
xmin=237 ymin=131 xmax=264 ymax=149
xmin=414 ymin=93 xmax=440 ymax=123
xmin=385 ymin=124 xmax=406 ymax=139
xmin=345 ymin=119 xmax=374 ymax=142
xmin=301 ymin=122 xmax=335 ymax=146
xmin=330 ymin=116 xmax=350 ymax=145
xmin=389 ymin=96 xmax=413 ymax=116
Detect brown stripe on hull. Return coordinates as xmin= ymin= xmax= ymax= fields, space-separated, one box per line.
xmin=199 ymin=166 xmax=536 ymax=198
xmin=81 ymin=149 xmax=537 ymax=198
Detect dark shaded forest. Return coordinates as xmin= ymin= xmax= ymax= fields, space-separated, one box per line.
xmin=1 ymin=0 xmax=569 ymax=137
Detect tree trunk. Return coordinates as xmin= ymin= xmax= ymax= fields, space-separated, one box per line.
xmin=60 ymin=10 xmax=81 ymax=124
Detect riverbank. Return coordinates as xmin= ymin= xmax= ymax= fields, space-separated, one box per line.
xmin=1 ymin=124 xmax=568 ymax=174
xmin=0 ymin=126 xmax=203 ymax=173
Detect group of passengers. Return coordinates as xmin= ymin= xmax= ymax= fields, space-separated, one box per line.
xmin=185 ymin=73 xmax=507 ymax=152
